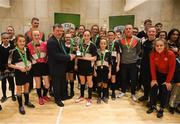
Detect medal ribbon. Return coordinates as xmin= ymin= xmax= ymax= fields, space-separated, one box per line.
xmin=16 ymin=47 xmax=28 ymax=67
xmin=32 ymin=41 xmax=41 ymax=59
xmin=109 ymin=41 xmax=115 ymax=54
xmin=70 ymin=38 xmax=74 ymax=54
xmin=125 ymin=37 xmax=134 ymax=50
xmin=99 ymin=51 xmax=106 ymax=66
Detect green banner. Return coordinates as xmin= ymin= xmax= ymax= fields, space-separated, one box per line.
xmin=54 ymin=13 xmax=80 ymax=29
xmin=109 ymin=15 xmax=135 ymax=31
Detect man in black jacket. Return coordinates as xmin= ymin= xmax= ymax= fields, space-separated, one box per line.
xmin=47 ymin=24 xmax=75 ymax=107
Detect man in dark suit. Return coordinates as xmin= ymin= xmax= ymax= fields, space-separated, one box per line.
xmin=47 ymin=24 xmax=75 ymax=107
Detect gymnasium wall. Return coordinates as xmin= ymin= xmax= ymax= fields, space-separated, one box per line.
xmin=0 ymin=0 xmax=179 ymax=38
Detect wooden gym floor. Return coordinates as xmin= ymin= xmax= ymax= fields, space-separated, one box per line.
xmin=0 ymin=81 xmax=179 ymax=124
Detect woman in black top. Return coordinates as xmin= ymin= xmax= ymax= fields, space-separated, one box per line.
xmin=8 ymin=34 xmax=35 ymax=115
xmin=95 ymin=38 xmax=111 ymax=104
xmin=75 ymin=30 xmax=97 ymax=107
xmin=0 ymin=32 xmax=16 ymax=103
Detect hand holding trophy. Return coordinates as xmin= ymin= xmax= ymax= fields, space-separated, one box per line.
xmin=74 ymin=37 xmax=83 ymax=57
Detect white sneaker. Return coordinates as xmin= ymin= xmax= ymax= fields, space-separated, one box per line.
xmin=117 ymin=93 xmax=125 ymax=98
xmin=86 ymin=99 xmax=92 ymax=107
xmin=131 ymin=95 xmax=137 ymax=102
xmin=75 ymin=97 xmax=84 ymax=103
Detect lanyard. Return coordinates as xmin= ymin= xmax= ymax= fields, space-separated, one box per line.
xmin=16 ymin=47 xmax=28 ymax=67
xmin=92 ymin=35 xmax=99 ymax=43
xmin=109 ymin=41 xmax=115 ymax=54
xmin=60 ymin=41 xmax=68 ymax=55
xmin=70 ymin=38 xmax=74 ymax=54
xmin=125 ymin=37 xmax=134 ymax=50
xmin=80 ymin=40 xmax=91 ymax=56
xmin=82 ymin=43 xmax=90 ymax=56
xmin=99 ymin=50 xmax=107 ymax=66
xmin=32 ymin=41 xmax=41 ymax=59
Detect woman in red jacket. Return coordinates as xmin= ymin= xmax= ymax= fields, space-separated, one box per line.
xmin=147 ymin=38 xmax=176 ymax=118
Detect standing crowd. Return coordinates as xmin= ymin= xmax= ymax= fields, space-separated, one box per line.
xmin=0 ymin=18 xmax=179 ymax=118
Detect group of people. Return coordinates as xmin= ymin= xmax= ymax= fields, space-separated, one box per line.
xmin=0 ymin=18 xmax=179 ymax=118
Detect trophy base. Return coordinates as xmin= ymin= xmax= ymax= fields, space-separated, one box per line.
xmin=76 ymin=51 xmax=82 ymax=57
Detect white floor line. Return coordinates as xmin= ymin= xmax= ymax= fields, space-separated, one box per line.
xmin=55 ymin=107 xmax=64 ymax=124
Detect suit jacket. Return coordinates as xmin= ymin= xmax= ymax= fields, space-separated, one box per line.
xmin=47 ymin=35 xmax=70 ymax=76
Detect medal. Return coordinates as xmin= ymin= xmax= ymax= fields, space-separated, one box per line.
xmin=99 ymin=50 xmax=106 ymax=69
xmin=16 ymin=47 xmax=28 ymax=73
xmin=32 ymin=41 xmax=41 ymax=59
xmin=125 ymin=37 xmax=134 ymax=52
xmin=109 ymin=41 xmax=115 ymax=55
xmin=16 ymin=47 xmax=28 ymax=67
xmin=82 ymin=41 xmax=90 ymax=56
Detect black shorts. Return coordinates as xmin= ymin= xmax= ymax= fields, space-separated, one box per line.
xmin=31 ymin=63 xmax=49 ymax=77
xmin=111 ymin=63 xmax=117 ymax=75
xmin=15 ymin=71 xmax=31 ymax=86
xmin=174 ymin=70 xmax=180 ymax=83
xmin=66 ymin=61 xmax=75 ymax=73
xmin=78 ymin=66 xmax=93 ymax=76
xmin=96 ymin=67 xmax=109 ymax=83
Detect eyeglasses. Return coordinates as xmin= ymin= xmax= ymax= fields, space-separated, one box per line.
xmin=34 ymin=22 xmax=39 ymax=25
xmin=2 ymin=37 xmax=9 ymax=39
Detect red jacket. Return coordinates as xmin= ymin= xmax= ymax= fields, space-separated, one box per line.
xmin=150 ymin=49 xmax=176 ymax=83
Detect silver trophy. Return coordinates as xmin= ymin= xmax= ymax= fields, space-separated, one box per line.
xmin=74 ymin=37 xmax=83 ymax=57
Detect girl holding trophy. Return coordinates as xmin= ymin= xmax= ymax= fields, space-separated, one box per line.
xmin=75 ymin=30 xmax=97 ymax=107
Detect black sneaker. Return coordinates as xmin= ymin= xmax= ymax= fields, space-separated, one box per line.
xmin=49 ymin=91 xmax=54 ymax=97
xmin=70 ymin=91 xmax=74 ymax=97
xmin=19 ymin=106 xmax=25 ymax=115
xmin=97 ymin=98 xmax=101 ymax=104
xmin=138 ymin=96 xmax=148 ymax=102
xmin=168 ymin=107 xmax=174 ymax=114
xmin=55 ymin=100 xmax=64 ymax=107
xmin=62 ymin=96 xmax=72 ymax=100
xmin=157 ymin=109 xmax=163 ymax=118
xmin=175 ymin=107 xmax=180 ymax=114
xmin=0 ymin=105 xmax=2 ymax=111
xmin=146 ymin=102 xmax=151 ymax=108
xmin=25 ymin=102 xmax=35 ymax=108
xmin=1 ymin=96 xmax=7 ymax=103
xmin=12 ymin=95 xmax=16 ymax=101
xmin=147 ymin=106 xmax=156 ymax=114
xmin=111 ymin=92 xmax=116 ymax=100
xmin=102 ymin=97 xmax=108 ymax=104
